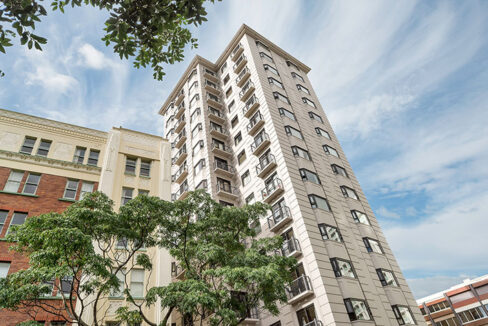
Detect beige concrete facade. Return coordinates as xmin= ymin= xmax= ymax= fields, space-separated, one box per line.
xmin=160 ymin=25 xmax=423 ymax=326
xmin=0 ymin=108 xmax=172 ymax=325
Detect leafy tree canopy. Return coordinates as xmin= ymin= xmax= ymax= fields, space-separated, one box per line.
xmin=0 ymin=190 xmax=296 ymax=326
xmin=0 ymin=0 xmax=218 ymax=79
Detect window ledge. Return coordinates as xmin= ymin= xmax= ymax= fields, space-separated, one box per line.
xmin=124 ymin=172 xmax=136 ymax=177
xmin=0 ymin=190 xmax=39 ymax=198
xmin=139 ymin=175 xmax=151 ymax=179
xmin=108 ymin=296 xmax=125 ymax=300
xmin=58 ymin=198 xmax=76 ymax=203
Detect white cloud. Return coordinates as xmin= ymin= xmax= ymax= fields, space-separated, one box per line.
xmin=376 ymin=206 xmax=401 ymax=219
xmin=25 ymin=66 xmax=78 ymax=93
xmin=78 ymin=43 xmax=107 ymax=69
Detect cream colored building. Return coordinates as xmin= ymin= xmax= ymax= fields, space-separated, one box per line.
xmin=160 ymin=25 xmax=423 ymax=326
xmin=0 ymin=108 xmax=172 ymax=326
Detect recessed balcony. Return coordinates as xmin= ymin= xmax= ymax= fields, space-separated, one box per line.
xmin=286 ymin=275 xmax=313 ymax=305
xmin=174 ymin=129 xmax=187 ymax=149
xmin=243 ymin=95 xmax=260 ymax=118
xmin=207 ymin=93 xmax=223 ymax=108
xmin=208 ymin=108 xmax=226 ymax=124
xmin=231 ymin=42 xmax=244 ymax=61
xmin=211 ymin=142 xmax=233 ymax=158
xmin=261 ymin=178 xmax=284 ymax=204
xmin=255 ymin=153 xmax=277 ymax=179
xmin=171 ymin=185 xmax=189 ymax=201
xmin=172 ymin=164 xmax=188 ymax=184
xmin=175 ymin=101 xmax=185 ymax=119
xmin=210 ymin=125 xmax=229 ymax=140
xmin=239 ymin=80 xmax=255 ymax=102
xmin=172 ymin=146 xmax=187 ymax=166
xmin=281 ymin=237 xmax=302 ymax=258
xmin=205 ymin=79 xmax=220 ymax=94
xmin=216 ymin=183 xmax=239 ymax=200
xmin=174 ymin=89 xmax=184 ymax=107
xmin=213 ymin=161 xmax=235 ymax=178
xmin=233 ymin=54 xmax=247 ymax=73
xmin=267 ymin=206 xmax=292 ymax=232
xmin=251 ymin=132 xmax=270 ymax=156
xmin=204 ymin=68 xmax=219 ymax=83
xmin=174 ymin=116 xmax=186 ymax=133
xmin=171 ymin=262 xmax=185 ymax=280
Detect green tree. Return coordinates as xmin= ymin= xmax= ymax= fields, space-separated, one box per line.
xmin=0 ymin=0 xmax=218 ymax=79
xmin=0 ymin=191 xmax=296 ymax=326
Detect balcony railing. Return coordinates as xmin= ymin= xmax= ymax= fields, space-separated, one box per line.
xmin=243 ymin=306 xmax=259 ymax=320
xmin=216 ymin=183 xmax=239 ymax=197
xmin=214 ymin=161 xmax=235 ymax=174
xmin=251 ymin=132 xmax=270 ymax=155
xmin=236 ymin=66 xmax=251 ymax=86
xmin=171 ymin=164 xmax=188 ymax=183
xmin=303 ymin=320 xmax=323 ymax=326
xmin=231 ymin=42 xmax=244 ymax=61
xmin=255 ymin=153 xmax=276 ymax=178
xmin=208 ymin=108 xmax=225 ymax=123
xmin=243 ymin=94 xmax=259 ymax=118
xmin=171 ymin=262 xmax=185 ymax=279
xmin=210 ymin=124 xmax=229 ymax=137
xmin=247 ymin=112 xmax=264 ymax=135
xmin=173 ymin=129 xmax=187 ymax=149
xmin=267 ymin=206 xmax=292 ymax=231
xmin=175 ymin=101 xmax=185 ymax=118
xmin=174 ymin=115 xmax=186 ymax=133
xmin=174 ymin=88 xmax=184 ymax=106
xmin=233 ymin=54 xmax=247 ymax=73
xmin=239 ymin=80 xmax=255 ymax=102
xmin=172 ymin=146 xmax=187 ymax=165
xmin=281 ymin=237 xmax=301 ymax=257
xmin=261 ymin=178 xmax=284 ymax=203
xmin=286 ymin=275 xmax=312 ymax=301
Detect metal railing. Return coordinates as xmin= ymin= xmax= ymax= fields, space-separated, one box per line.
xmin=261 ymin=178 xmax=283 ymax=201
xmin=233 ymin=54 xmax=247 ymax=71
xmin=231 ymin=42 xmax=243 ymax=59
xmin=281 ymin=237 xmax=301 ymax=257
xmin=172 ymin=164 xmax=188 ymax=182
xmin=236 ymin=67 xmax=250 ymax=84
xmin=210 ymin=124 xmax=229 ymax=136
xmin=255 ymin=153 xmax=275 ymax=175
xmin=239 ymin=81 xmax=255 ymax=99
xmin=172 ymin=145 xmax=187 ymax=163
xmin=211 ymin=142 xmax=232 ymax=154
xmin=267 ymin=206 xmax=291 ymax=229
xmin=247 ymin=112 xmax=263 ymax=132
xmin=217 ymin=183 xmax=239 ymax=196
xmin=286 ymin=275 xmax=312 ymax=300
xmin=214 ymin=161 xmax=235 ymax=173
xmin=251 ymin=132 xmax=270 ymax=153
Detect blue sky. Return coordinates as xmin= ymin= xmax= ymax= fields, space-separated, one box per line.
xmin=1 ymin=1 xmax=487 ymax=299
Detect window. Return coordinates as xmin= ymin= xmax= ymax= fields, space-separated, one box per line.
xmin=315 ymin=127 xmax=330 ymax=139
xmin=219 ymin=200 xmax=234 ymax=207
xmin=0 ymin=210 xmax=7 ymax=234
xmin=392 ymin=305 xmax=415 ymax=325
xmin=351 ymin=210 xmax=370 ymax=225
xmin=260 ymin=51 xmax=274 ymax=62
xmin=138 ymin=189 xmax=149 ymax=196
xmin=20 ymin=136 xmax=36 ymax=154
xmin=245 ymin=193 xmax=255 ymax=204
xmin=0 ymin=262 xmax=10 ymax=278
xmin=285 ymin=126 xmax=303 ymax=139
xmin=189 ymin=80 xmax=198 ymax=93
xmin=296 ymin=304 xmax=317 ymax=326
xmin=363 ymin=237 xmax=383 ymax=254
xmin=302 ymin=97 xmax=316 ymax=108
xmin=207 ymin=92 xmax=219 ymax=102
xmin=450 ymin=290 xmax=475 ymax=303
xmin=63 ymin=180 xmax=79 ymax=200
xmin=196 ymin=180 xmax=208 ymax=190
xmin=279 ymin=107 xmax=296 ymax=120
xmin=241 ymin=170 xmax=251 ymax=187
xmin=7 ymin=212 xmax=27 ymax=235
xmin=234 ymin=132 xmax=242 ymax=146
xmin=318 ymin=224 xmax=342 ymax=242
xmin=476 ymin=284 xmax=488 ymax=296
xmin=4 ymin=170 xmax=23 ymax=192
xmin=58 ymin=276 xmax=73 ymax=297
xmin=80 ymin=182 xmax=94 ymax=199
xmin=331 ymin=258 xmax=355 ymax=278
xmin=228 ymin=100 xmax=235 ymax=112
xmin=231 ymin=115 xmax=239 ymax=128
xmin=121 ymin=188 xmax=133 ymax=205
xmin=130 ymin=269 xmax=144 ymax=298
xmin=292 ymin=146 xmax=311 ymax=160
xmin=376 ymin=269 xmax=398 ymax=287
xmin=323 ymin=144 xmax=339 ymax=157
xmin=238 ymin=150 xmax=246 ymax=165
xmin=220 ymin=62 xmax=227 ymax=73
xmin=190 ymin=107 xmax=201 ymax=123
xmin=192 ymin=123 xmax=202 ymax=137
xmin=299 ymin=169 xmax=321 ymax=184
xmin=308 ymin=194 xmax=330 ymax=211
xmin=125 ymin=157 xmax=137 ymax=174
xmin=193 ymin=140 xmax=204 ymax=156
xmin=268 ymin=77 xmax=284 ymax=89
xmin=297 ymin=84 xmax=310 ymax=94
xmin=73 ymin=147 xmax=86 ymax=163
xmin=332 ymin=164 xmax=348 ymax=177
xmin=189 ymin=93 xmax=200 ymax=107
xmin=225 ymin=87 xmax=232 ymax=98
xmin=22 ymin=173 xmax=40 ymax=195
xmin=344 ymin=298 xmax=372 ymax=321
xmin=111 ymin=269 xmax=125 ymax=297
xmin=264 ymin=64 xmax=279 ymax=76
xmin=36 ymin=139 xmax=52 ymax=157
xmin=140 ymin=160 xmax=151 ymax=177
xmin=286 ymin=60 xmax=300 ymax=71
xmin=291 ymin=72 xmax=304 ymax=82
xmin=223 ymin=74 xmax=230 ymax=85
xmin=309 ymin=112 xmax=323 ymax=123
xmin=273 ymin=92 xmax=290 ymax=104
xmin=341 ymin=186 xmax=359 ymax=200
xmin=194 ymin=159 xmax=205 ymax=175
xmin=187 ymin=68 xmax=197 ymax=81
xmin=256 ymin=40 xmax=269 ymax=50
xmin=435 ymin=318 xmax=460 ymax=326
xmin=87 ymin=149 xmax=100 ymax=166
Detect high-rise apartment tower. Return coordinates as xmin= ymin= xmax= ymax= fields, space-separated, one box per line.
xmin=160 ymin=25 xmax=422 ymax=326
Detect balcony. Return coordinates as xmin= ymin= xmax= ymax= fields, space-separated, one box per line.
xmin=204 ymin=68 xmax=219 ymax=83
xmin=211 ymin=142 xmax=233 ymax=158
xmin=247 ymin=111 xmax=264 ymax=136
xmin=243 ymin=95 xmax=260 ymax=118
xmin=172 ymin=164 xmax=188 ymax=184
xmin=261 ymin=178 xmax=284 ymax=204
xmin=208 ymin=108 xmax=226 ymax=124
xmin=213 ymin=161 xmax=235 ymax=178
xmin=174 ymin=129 xmax=187 ymax=149
xmin=174 ymin=115 xmax=186 ymax=133
xmin=251 ymin=132 xmax=270 ymax=156
xmin=239 ymin=80 xmax=255 ymax=102
xmin=281 ymin=237 xmax=302 ymax=258
xmin=175 ymin=101 xmax=185 ymax=119
xmin=207 ymin=93 xmax=222 ymax=108
xmin=267 ymin=206 xmax=292 ymax=232
xmin=171 ymin=185 xmax=189 ymax=201
xmin=241 ymin=306 xmax=259 ymax=324
xmin=174 ymin=89 xmax=184 ymax=107
xmin=233 ymin=54 xmax=247 ymax=73
xmin=231 ymin=42 xmax=244 ymax=61
xmin=286 ymin=275 xmax=313 ymax=304
xmin=216 ymin=183 xmax=239 ymax=200
xmin=210 ymin=125 xmax=229 ymax=140
xmin=255 ymin=153 xmax=276 ymax=178
xmin=172 ymin=146 xmax=187 ymax=166
xmin=205 ymin=80 xmax=220 ymax=94
xmin=236 ymin=67 xmax=251 ymax=87
xmin=171 ymin=262 xmax=185 ymax=280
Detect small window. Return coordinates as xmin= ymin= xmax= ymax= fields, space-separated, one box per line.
xmin=344 ymin=298 xmax=372 ymax=321
xmin=228 ymin=100 xmax=235 ymax=112
xmin=260 ymin=52 xmax=274 ymax=62
xmin=299 ymin=168 xmax=321 ymax=184
xmin=220 ymin=62 xmax=228 ymax=73
xmin=193 ymin=140 xmax=204 ymax=156
xmin=87 ymin=149 xmax=100 ymax=166
xmin=332 ymin=164 xmax=348 ymax=177
xmin=231 ymin=115 xmax=239 ymax=128
xmin=291 ymin=146 xmax=310 ymax=160
xmin=189 ymin=93 xmax=200 ymax=108
xmin=315 ymin=127 xmax=330 ymax=138
xmin=331 ymin=258 xmax=356 ymax=278
xmin=318 ymin=224 xmax=342 ymax=242
xmin=308 ymin=194 xmax=330 ymax=211
xmin=264 ymin=64 xmax=279 ymax=76
xmin=121 ymin=187 xmax=133 ymax=205
xmin=363 ymin=237 xmax=383 ymax=254
xmin=207 ymin=92 xmax=219 ymax=102
xmin=376 ymin=269 xmax=398 ymax=287
xmin=392 ymin=305 xmax=415 ymax=325
xmin=297 ymin=84 xmax=310 ymax=94
xmin=188 ymin=80 xmax=198 ymax=93
xmin=279 ymin=107 xmax=296 ymax=121
xmin=196 ymin=179 xmax=208 ymax=190
xmin=273 ymin=92 xmax=290 ymax=104
xmin=241 ymin=170 xmax=251 ymax=187
xmin=255 ymin=40 xmax=269 ymax=50
xmin=309 ymin=112 xmax=323 ymax=123
xmin=130 ymin=269 xmax=145 ymax=298
xmin=268 ymin=77 xmax=284 ymax=89
xmin=291 ymin=72 xmax=304 ymax=82
xmin=4 ymin=170 xmax=24 ymax=193
xmin=7 ymin=212 xmax=28 ymax=235
xmin=194 ymin=159 xmax=205 ymax=175
xmin=80 ymin=182 xmax=94 ymax=200
xmin=22 ymin=173 xmax=40 ymax=195
xmin=341 ymin=186 xmax=359 ymax=200
xmin=73 ymin=147 xmax=86 ymax=164
xmin=238 ymin=150 xmax=246 ymax=165
xmin=223 ymin=74 xmax=230 ymax=85
xmin=111 ymin=269 xmax=125 ymax=297
xmin=234 ymin=132 xmax=242 ymax=146
xmin=0 ymin=261 xmax=10 ymax=279
xmin=225 ymin=87 xmax=232 ymax=98
xmin=20 ymin=136 xmax=36 ymax=154
xmin=351 ymin=210 xmax=369 ymax=225
xmin=245 ymin=193 xmax=255 ymax=204
xmin=36 ymin=139 xmax=52 ymax=157
xmin=138 ymin=189 xmax=149 ymax=196
xmin=125 ymin=157 xmax=137 ymax=174
xmin=323 ymin=145 xmax=339 ymax=157
xmin=192 ymin=123 xmax=202 ymax=137
xmin=190 ymin=107 xmax=201 ymax=123
xmin=63 ymin=180 xmax=79 ymax=200
xmin=286 ymin=60 xmax=300 ymax=71
xmin=285 ymin=126 xmax=303 ymax=140
xmin=302 ymin=97 xmax=316 ymax=108
xmin=0 ymin=210 xmax=8 ymax=235
xmin=140 ymin=160 xmax=151 ymax=177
